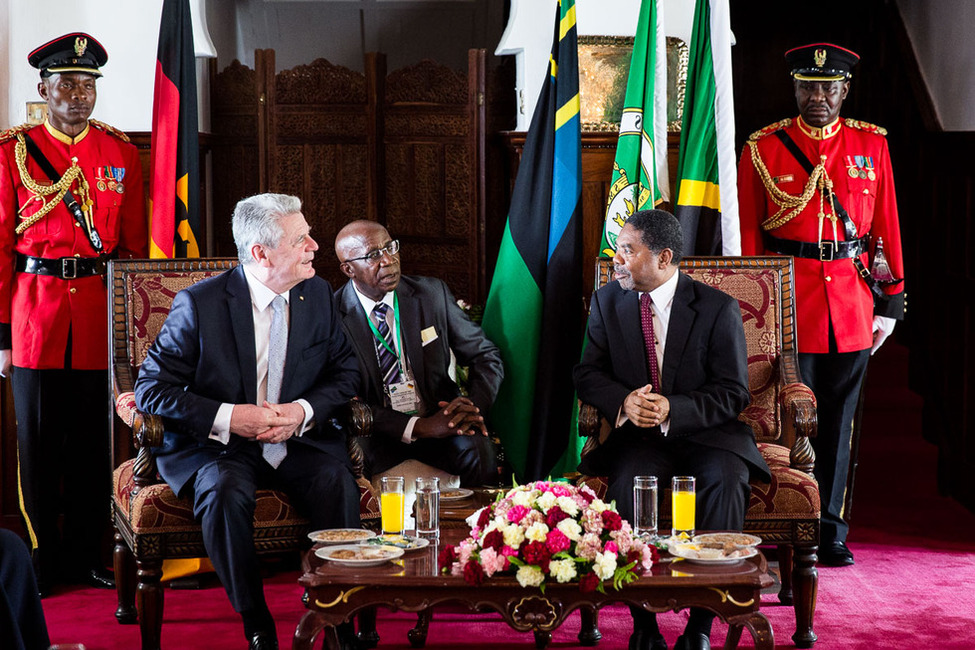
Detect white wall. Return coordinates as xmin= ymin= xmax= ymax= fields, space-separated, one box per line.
xmin=2 ymin=0 xmax=214 ymax=132
xmin=896 ymin=0 xmax=975 ymax=131
xmin=496 ymin=0 xmax=696 ymax=131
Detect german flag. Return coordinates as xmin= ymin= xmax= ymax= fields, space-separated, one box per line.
xmin=481 ymin=0 xmax=583 ymax=481
xmin=150 ymin=0 xmax=200 ymax=258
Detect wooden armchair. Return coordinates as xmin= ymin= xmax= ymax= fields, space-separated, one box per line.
xmin=108 ymin=258 xmax=380 ymax=650
xmin=577 ymin=256 xmax=821 ymax=648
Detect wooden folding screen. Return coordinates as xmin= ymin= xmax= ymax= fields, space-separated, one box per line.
xmin=209 ymin=49 xmax=511 ymax=301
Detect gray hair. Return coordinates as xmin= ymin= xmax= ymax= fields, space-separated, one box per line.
xmin=231 ymin=193 xmax=302 ymax=264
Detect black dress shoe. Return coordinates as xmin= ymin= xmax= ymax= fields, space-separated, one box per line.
xmin=818 ymin=541 xmax=855 ymax=567
xmin=629 ymin=629 xmax=667 ymax=650
xmin=86 ymin=567 xmax=116 ymax=589
xmin=674 ymin=632 xmax=710 ymax=650
xmin=249 ymin=632 xmax=278 ymax=650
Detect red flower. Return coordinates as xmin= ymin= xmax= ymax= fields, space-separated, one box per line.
xmin=545 ymin=507 xmax=569 ymax=528
xmin=522 ymin=541 xmax=552 ymax=572
xmin=482 ymin=529 xmax=504 ymax=552
xmin=477 ymin=507 xmax=492 ymax=529
xmin=601 ymin=510 xmax=623 ymax=532
xmin=578 ymin=489 xmax=595 ymax=505
xmin=438 ymin=545 xmax=458 ymax=572
xmin=578 ymin=572 xmax=600 ymax=593
xmin=463 ymin=559 xmax=485 ymax=586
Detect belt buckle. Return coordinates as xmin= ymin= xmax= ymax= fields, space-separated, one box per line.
xmin=819 ymin=241 xmax=835 ymax=262
xmin=61 ymin=257 xmax=78 ymax=279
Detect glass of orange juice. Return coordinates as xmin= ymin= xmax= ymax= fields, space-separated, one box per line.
xmin=671 ymin=476 xmax=696 ymax=539
xmin=381 ymin=476 xmax=405 ymax=535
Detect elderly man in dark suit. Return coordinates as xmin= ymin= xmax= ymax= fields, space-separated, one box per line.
xmin=135 ymin=194 xmax=361 ymax=650
xmin=334 ymin=220 xmax=503 ymax=487
xmin=574 ymin=210 xmax=770 ymax=650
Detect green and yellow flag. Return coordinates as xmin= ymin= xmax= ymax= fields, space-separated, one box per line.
xmin=600 ymin=0 xmax=669 ymax=256
xmin=674 ymin=0 xmax=740 ymax=255
xmin=482 ymin=0 xmax=584 ymax=481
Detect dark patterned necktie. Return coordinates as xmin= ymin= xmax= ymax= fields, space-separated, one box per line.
xmin=373 ymin=303 xmax=402 ymax=386
xmin=640 ymin=292 xmax=661 ymax=391
xmin=262 ymin=295 xmax=288 ymax=468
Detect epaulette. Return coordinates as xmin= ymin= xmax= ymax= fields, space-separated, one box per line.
xmin=89 ymin=119 xmax=131 ymax=143
xmin=843 ymin=118 xmax=888 ymax=137
xmin=748 ymin=118 xmax=792 ymax=142
xmin=0 ymin=123 xmax=36 ymax=144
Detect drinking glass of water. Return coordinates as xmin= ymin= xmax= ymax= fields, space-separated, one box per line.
xmin=633 ymin=476 xmax=658 ymax=540
xmin=415 ymin=477 xmax=440 ymax=539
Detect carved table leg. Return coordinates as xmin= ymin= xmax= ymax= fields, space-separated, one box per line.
xmin=135 ymin=558 xmax=164 ymax=650
xmin=792 ymin=543 xmax=819 ymax=648
xmin=534 ymin=629 xmax=552 ymax=649
xmin=114 ymin=530 xmax=137 ymax=624
xmin=293 ymin=610 xmax=329 ymax=650
xmin=357 ymin=606 xmax=379 ymax=648
xmin=578 ymin=606 xmax=601 ymax=646
xmin=744 ymin=612 xmax=774 ymax=650
xmin=407 ymin=608 xmax=432 ymax=648
xmin=724 ymin=623 xmax=744 ymax=650
xmin=777 ymin=544 xmax=794 ymax=605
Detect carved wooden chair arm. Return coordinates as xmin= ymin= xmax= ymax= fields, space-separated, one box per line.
xmin=779 ymin=381 xmax=818 ymax=476
xmin=578 ymin=402 xmax=600 ymax=439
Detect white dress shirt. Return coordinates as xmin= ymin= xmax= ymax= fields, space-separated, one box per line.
xmin=616 ymin=269 xmax=679 ymax=434
xmin=209 ymin=265 xmax=313 ymax=443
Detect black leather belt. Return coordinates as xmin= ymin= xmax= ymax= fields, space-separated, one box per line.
xmin=16 ymin=253 xmax=107 ymax=279
xmin=764 ymin=233 xmax=869 ymax=262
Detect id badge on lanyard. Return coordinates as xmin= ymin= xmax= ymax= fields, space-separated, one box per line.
xmin=370 ymin=294 xmax=419 ymax=415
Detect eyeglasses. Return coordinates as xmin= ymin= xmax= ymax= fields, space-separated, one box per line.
xmin=344 ymin=239 xmax=400 ymax=264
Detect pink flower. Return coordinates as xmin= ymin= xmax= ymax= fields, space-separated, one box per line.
xmin=545 ymin=529 xmax=571 ymax=554
xmin=604 ymin=541 xmax=618 ymax=555
xmin=507 ymin=505 xmax=530 ymax=524
xmin=549 ymin=484 xmax=573 ymax=498
xmin=479 ymin=547 xmax=507 ymax=576
xmin=576 ymin=533 xmax=602 ymax=561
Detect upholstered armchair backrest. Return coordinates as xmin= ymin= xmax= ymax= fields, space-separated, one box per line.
xmin=594 ymin=256 xmax=798 ymax=445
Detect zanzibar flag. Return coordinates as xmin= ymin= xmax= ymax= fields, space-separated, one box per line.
xmin=150 ymin=0 xmax=200 ymax=258
xmin=600 ymin=0 xmax=668 ymax=256
xmin=481 ymin=0 xmax=583 ymax=481
xmin=674 ymin=0 xmax=740 ymax=255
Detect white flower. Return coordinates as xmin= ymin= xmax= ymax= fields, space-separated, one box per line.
xmin=511 ymin=490 xmax=533 ymax=508
xmin=525 ymin=521 xmax=549 ymax=543
xmin=516 ymin=565 xmax=545 ymax=588
xmin=593 ymin=550 xmax=618 ymax=580
xmin=555 ymin=495 xmax=579 ymax=517
xmin=588 ymin=498 xmax=609 ymax=514
xmin=556 ymin=518 xmax=583 ymax=542
xmin=549 ymin=558 xmax=577 ymax=583
xmin=536 ymin=491 xmax=557 ymax=513
xmin=502 ymin=523 xmax=525 ymax=548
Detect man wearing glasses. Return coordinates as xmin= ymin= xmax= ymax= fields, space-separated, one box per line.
xmin=334 ymin=221 xmax=503 ymax=487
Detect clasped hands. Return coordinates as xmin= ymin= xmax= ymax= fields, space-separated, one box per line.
xmin=623 ymin=384 xmax=670 ymax=429
xmin=414 ymin=396 xmax=487 ymax=439
xmin=230 ymin=401 xmax=305 ymax=443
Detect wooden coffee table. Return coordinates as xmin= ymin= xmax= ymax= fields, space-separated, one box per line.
xmin=294 ymin=527 xmax=774 ymax=650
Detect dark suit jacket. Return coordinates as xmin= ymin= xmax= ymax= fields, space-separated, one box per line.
xmin=135 ymin=266 xmax=360 ymax=495
xmin=335 ymin=275 xmax=503 ymax=441
xmin=574 ymin=272 xmax=770 ymax=481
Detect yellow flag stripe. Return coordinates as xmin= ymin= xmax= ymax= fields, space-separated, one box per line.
xmin=555 ymin=93 xmax=580 ymax=131
xmin=176 ymin=173 xmax=189 ymax=211
xmin=560 ymin=4 xmax=576 ymax=41
xmin=677 ymin=179 xmax=722 ymax=211
xmin=177 ymin=218 xmax=201 ymax=257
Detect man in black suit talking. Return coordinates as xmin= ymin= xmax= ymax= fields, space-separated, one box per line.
xmin=574 ymin=210 xmax=770 ymax=650
xmin=334 ymin=220 xmax=503 ymax=486
xmin=136 ymin=193 xmax=361 ymax=650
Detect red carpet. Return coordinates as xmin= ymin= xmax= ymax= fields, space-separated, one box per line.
xmin=43 ymin=343 xmax=975 ymax=648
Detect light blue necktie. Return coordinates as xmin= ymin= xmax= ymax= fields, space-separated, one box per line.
xmin=262 ymin=294 xmax=288 ymax=468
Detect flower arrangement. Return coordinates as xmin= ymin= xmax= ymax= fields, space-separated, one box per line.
xmin=439 ymin=480 xmax=657 ymax=592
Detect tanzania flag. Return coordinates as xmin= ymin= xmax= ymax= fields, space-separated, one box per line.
xmin=150 ymin=0 xmax=200 ymax=258
xmin=600 ymin=0 xmax=668 ymax=256
xmin=674 ymin=0 xmax=740 ymax=255
xmin=481 ymin=0 xmax=583 ymax=481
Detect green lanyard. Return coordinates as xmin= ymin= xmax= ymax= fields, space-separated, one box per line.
xmin=366 ymin=293 xmax=405 ymax=372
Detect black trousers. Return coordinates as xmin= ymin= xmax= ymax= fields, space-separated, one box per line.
xmin=0 ymin=529 xmax=49 ymax=650
xmin=12 ymin=366 xmax=110 ymax=579
xmin=360 ymin=433 xmax=498 ymax=487
xmin=600 ymin=433 xmax=751 ymax=532
xmin=799 ymin=348 xmax=870 ymax=545
xmin=189 ymin=442 xmax=360 ymax=631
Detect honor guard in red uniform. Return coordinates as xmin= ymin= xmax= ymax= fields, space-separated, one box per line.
xmin=0 ymin=33 xmax=148 ymax=591
xmin=738 ymin=43 xmax=904 ymax=567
